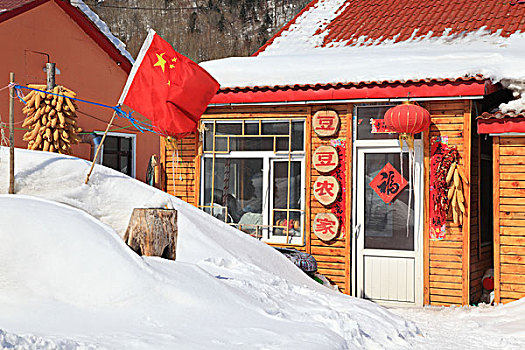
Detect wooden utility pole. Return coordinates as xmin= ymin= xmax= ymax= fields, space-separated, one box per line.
xmin=84 ymin=110 xmax=117 ymax=184
xmin=46 ymin=63 xmax=56 ymax=90
xmin=8 ymin=72 xmax=15 ymax=194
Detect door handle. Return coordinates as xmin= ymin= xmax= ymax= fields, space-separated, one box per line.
xmin=354 ymin=223 xmax=361 ymax=239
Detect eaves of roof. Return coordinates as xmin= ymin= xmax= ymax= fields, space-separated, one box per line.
xmin=210 ymin=77 xmax=489 ymax=105
xmin=478 ymin=110 xmax=525 ymax=120
xmin=217 ymin=76 xmax=485 ymax=94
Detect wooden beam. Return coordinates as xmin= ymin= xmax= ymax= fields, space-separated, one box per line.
xmin=423 ymin=126 xmax=430 ymax=306
xmin=344 ymin=103 xmax=353 ymax=296
xmin=194 ymin=131 xmax=202 ymax=207
xmin=160 ymin=137 xmax=167 ymax=193
xmin=493 ymin=136 xmax=501 ymax=304
xmin=305 ymin=106 xmax=312 ymax=255
xmin=478 ymin=133 xmax=482 ymax=261
xmin=462 ymin=100 xmax=471 ymax=306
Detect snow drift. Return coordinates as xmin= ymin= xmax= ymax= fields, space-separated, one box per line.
xmin=0 ymin=147 xmax=418 ymax=349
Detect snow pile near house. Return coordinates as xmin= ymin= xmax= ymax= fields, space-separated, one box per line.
xmin=0 ymin=328 xmax=89 ymax=350
xmin=0 ymin=147 xmax=419 ymax=349
xmin=71 ymin=0 xmax=134 ymax=64
xmin=393 ymin=301 xmax=525 ymax=348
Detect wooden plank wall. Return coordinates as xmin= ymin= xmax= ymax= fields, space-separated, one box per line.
xmin=424 ymin=100 xmax=471 ymax=306
xmin=163 ymin=134 xmax=199 ymax=206
xmin=162 ymin=105 xmax=353 ymax=294
xmin=309 ymin=105 xmax=352 ymax=294
xmin=494 ymin=136 xmax=525 ymax=304
xmin=468 ymin=117 xmax=493 ymax=304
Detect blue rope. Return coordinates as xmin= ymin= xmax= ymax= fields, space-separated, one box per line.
xmin=14 ymin=85 xmax=165 ymax=136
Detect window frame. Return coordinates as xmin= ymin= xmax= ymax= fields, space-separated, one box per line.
xmin=200 ymin=118 xmax=306 ymax=245
xmin=94 ymin=131 xmax=136 ymax=178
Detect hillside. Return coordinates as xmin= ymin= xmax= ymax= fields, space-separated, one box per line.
xmin=82 ymin=0 xmax=310 ymax=62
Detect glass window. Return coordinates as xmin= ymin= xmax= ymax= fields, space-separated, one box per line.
xmin=203 ymin=120 xmax=304 ymax=152
xmin=364 ymin=152 xmax=414 ymax=251
xmin=100 ymin=135 xmax=133 ymax=177
xmin=356 ymin=105 xmax=421 ymax=141
xmin=480 ymin=157 xmax=493 ymax=244
xmin=245 ymin=122 xmax=259 ymax=135
xmin=201 ymin=119 xmax=305 ymax=243
xmin=272 ymin=161 xmax=302 ymax=238
xmin=203 ymin=158 xmax=263 ymax=223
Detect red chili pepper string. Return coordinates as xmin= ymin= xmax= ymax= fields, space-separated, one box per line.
xmin=431 ymin=146 xmax=459 ymax=218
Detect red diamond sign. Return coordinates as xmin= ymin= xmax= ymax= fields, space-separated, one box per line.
xmin=369 ymin=162 xmax=408 ymax=204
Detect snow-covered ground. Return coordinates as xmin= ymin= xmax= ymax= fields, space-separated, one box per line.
xmin=0 ymin=147 xmax=524 ymax=349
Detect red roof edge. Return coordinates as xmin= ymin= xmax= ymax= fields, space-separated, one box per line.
xmin=478 ymin=117 xmax=525 ymax=134
xmin=253 ymin=0 xmax=318 ymax=56
xmin=0 ymin=0 xmax=49 ymax=23
xmin=54 ymin=0 xmax=132 ymax=73
xmin=210 ymin=79 xmax=487 ymax=105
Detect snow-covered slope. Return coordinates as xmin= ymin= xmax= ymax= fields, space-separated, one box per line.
xmin=0 ymin=147 xmax=418 ymax=349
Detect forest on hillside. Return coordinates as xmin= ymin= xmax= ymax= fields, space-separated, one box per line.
xmin=83 ymin=0 xmax=310 ymax=62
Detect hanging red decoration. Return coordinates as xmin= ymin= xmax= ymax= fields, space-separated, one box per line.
xmin=383 ymin=101 xmax=431 ymax=149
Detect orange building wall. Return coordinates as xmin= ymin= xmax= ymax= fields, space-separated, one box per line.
xmin=163 ymin=100 xmax=485 ymax=303
xmin=493 ymin=136 xmax=525 ymax=304
xmin=423 ymin=100 xmax=473 ymax=306
xmin=0 ymin=1 xmax=159 ymax=182
xmin=164 ymin=104 xmax=352 ymax=294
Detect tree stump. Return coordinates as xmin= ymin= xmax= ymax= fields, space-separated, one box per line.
xmin=123 ymin=208 xmax=178 ymax=260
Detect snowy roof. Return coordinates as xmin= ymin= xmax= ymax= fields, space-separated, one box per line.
xmin=201 ymin=30 xmax=525 ymax=91
xmin=256 ymin=0 xmax=525 ymax=55
xmin=200 ymin=0 xmax=525 ymax=96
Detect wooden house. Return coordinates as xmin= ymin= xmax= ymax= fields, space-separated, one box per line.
xmin=0 ymin=0 xmax=159 ymax=182
xmin=479 ymin=111 xmax=525 ymax=304
xmin=161 ymin=0 xmax=525 ymax=306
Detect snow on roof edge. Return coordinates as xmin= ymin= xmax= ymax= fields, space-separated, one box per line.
xmin=201 ymin=29 xmax=525 ymax=91
xmin=71 ymin=0 xmax=134 ymax=65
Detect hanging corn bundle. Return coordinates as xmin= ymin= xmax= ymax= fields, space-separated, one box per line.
xmin=21 ymin=84 xmax=82 ymax=154
xmin=446 ymin=161 xmax=468 ymax=225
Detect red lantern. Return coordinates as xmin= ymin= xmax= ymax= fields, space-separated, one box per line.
xmin=384 ymin=101 xmax=431 ymax=149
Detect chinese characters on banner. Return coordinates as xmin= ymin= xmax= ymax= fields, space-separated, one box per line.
xmin=430 ymin=136 xmax=449 ymax=239
xmin=313 ymin=176 xmax=340 ymax=206
xmin=313 ymin=110 xmax=340 ymax=137
xmin=313 ymin=145 xmax=339 ymax=173
xmin=311 ymin=110 xmax=344 ymax=242
xmin=369 ymin=162 xmax=408 ymax=204
xmin=313 ymin=213 xmax=340 ymax=241
xmin=370 ymin=118 xmax=396 ymax=134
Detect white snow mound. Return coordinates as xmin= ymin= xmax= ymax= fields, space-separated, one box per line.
xmin=0 ymin=147 xmax=419 ymax=349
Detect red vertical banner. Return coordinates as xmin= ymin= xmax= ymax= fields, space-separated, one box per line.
xmin=330 ymin=139 xmax=346 ymax=238
xmin=430 ymin=136 xmax=449 ymax=239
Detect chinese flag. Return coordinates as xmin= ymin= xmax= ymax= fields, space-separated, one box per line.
xmin=118 ymin=29 xmax=220 ymax=138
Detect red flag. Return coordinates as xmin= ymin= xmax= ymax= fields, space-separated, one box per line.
xmin=118 ymin=29 xmax=220 ymax=138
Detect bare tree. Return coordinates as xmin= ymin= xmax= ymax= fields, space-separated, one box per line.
xmin=85 ymin=0 xmax=310 ymax=61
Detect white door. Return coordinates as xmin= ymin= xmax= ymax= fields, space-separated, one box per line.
xmin=355 ymin=145 xmax=423 ymax=306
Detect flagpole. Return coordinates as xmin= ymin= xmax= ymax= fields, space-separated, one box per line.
xmin=84 ymin=30 xmax=155 ymax=185
xmin=84 ymin=109 xmax=117 ymax=185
